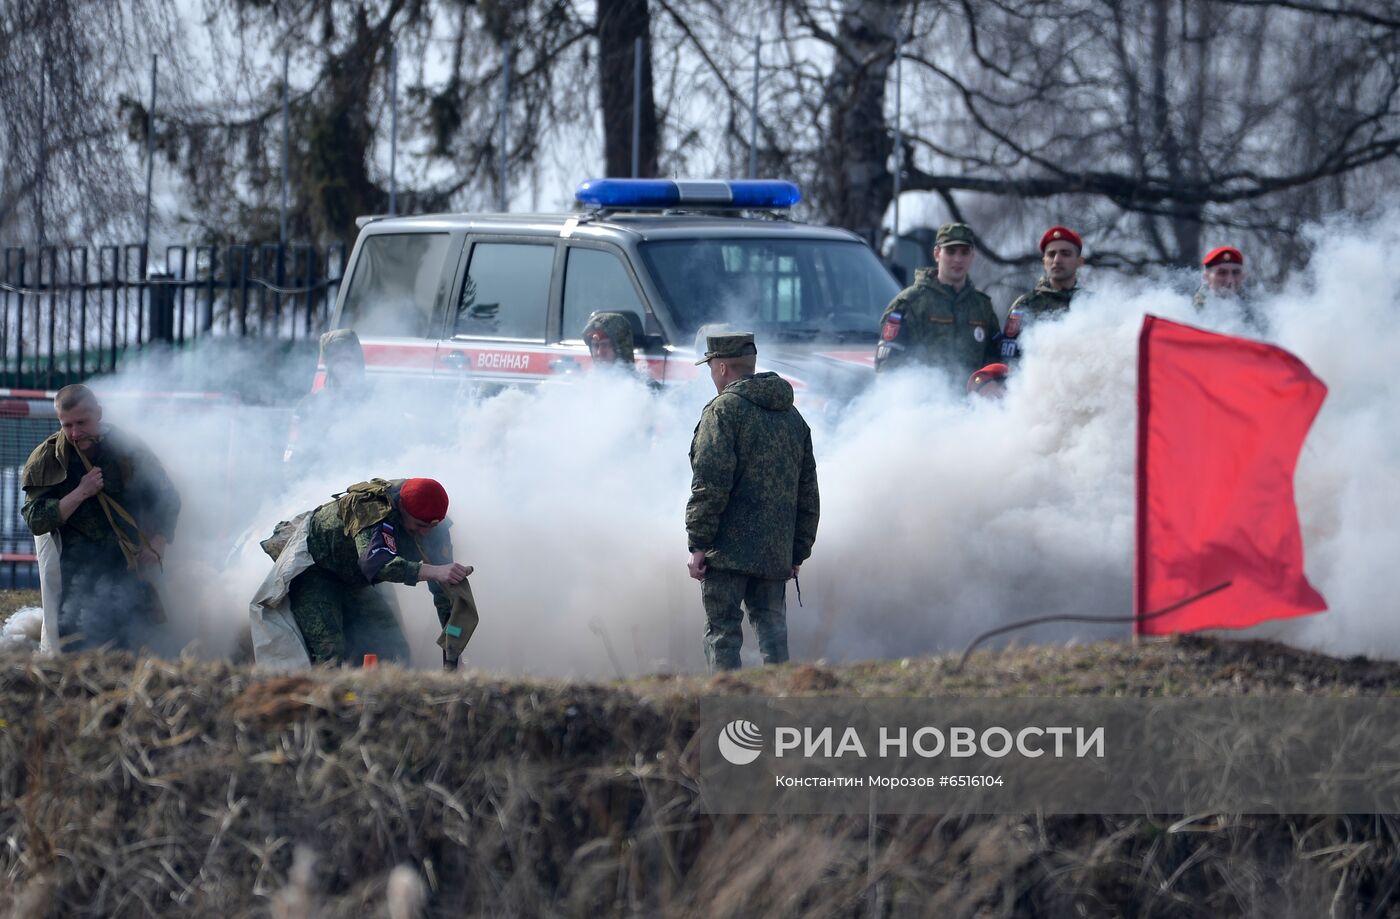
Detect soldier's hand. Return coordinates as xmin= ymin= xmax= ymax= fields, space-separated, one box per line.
xmin=424 ymin=563 xmax=472 ymax=585
xmin=688 ymin=550 xmax=707 ymax=581
xmin=77 ymin=466 xmax=104 ymax=499
xmin=791 ymin=564 xmax=801 ymax=579
xmin=138 ymin=535 xmax=166 ymax=567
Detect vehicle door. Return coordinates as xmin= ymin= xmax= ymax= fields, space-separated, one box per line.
xmin=558 ymin=242 xmax=669 ymax=382
xmin=436 ymin=237 xmax=567 ymax=387
xmin=335 ymin=229 xmax=460 ymax=386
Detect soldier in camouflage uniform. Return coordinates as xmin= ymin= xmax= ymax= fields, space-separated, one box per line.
xmin=584 ymin=310 xmax=666 ymax=391
xmin=875 ymin=222 xmax=1001 ymax=384
xmin=582 ymin=311 xmax=637 ymax=367
xmin=287 ymin=477 xmax=471 ymax=665
xmin=284 ymin=328 xmax=370 ymax=471
xmin=1193 ymin=245 xmax=1267 ymax=332
xmin=999 ymin=225 xmax=1085 ymax=364
xmin=21 ymin=384 xmax=180 ymax=651
xmin=686 ymin=333 xmax=819 ymax=671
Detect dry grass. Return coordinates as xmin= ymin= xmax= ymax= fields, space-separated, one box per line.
xmin=1 ymin=636 xmax=1399 ymax=917
xmin=0 ymin=589 xmax=40 ymax=625
xmin=631 ymin=634 xmax=1400 ymax=699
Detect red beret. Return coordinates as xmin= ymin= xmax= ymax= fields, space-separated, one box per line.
xmin=1039 ymin=225 xmax=1082 ymax=253
xmin=1203 ymin=245 xmax=1244 ymax=268
xmin=400 ymin=478 xmax=449 ymax=523
xmin=966 ymin=363 xmax=1010 ymax=395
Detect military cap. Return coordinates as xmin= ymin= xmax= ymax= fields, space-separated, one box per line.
xmin=1203 ymin=245 xmax=1244 ymax=268
xmin=695 ymin=332 xmax=758 ymax=365
xmin=1039 ymin=225 xmax=1083 ymax=253
xmin=935 ymin=222 xmax=976 ymax=248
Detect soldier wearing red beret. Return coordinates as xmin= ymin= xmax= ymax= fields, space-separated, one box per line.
xmin=998 ymin=225 xmax=1086 ymax=364
xmin=1193 ymin=245 xmax=1265 ymax=331
xmin=256 ymin=477 xmax=475 ymax=667
xmin=1195 ymin=245 xmax=1245 ymax=301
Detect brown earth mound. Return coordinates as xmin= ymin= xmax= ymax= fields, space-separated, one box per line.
xmin=2 ymin=637 xmax=1399 ymax=918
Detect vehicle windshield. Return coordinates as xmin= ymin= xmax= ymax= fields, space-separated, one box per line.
xmin=638 ymin=237 xmax=900 ymax=342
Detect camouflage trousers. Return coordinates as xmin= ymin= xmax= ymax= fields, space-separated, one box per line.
xmin=290 ymin=566 xmax=409 ymax=666
xmin=700 ymin=569 xmax=788 ymax=671
xmin=58 ymin=541 xmax=166 ymax=654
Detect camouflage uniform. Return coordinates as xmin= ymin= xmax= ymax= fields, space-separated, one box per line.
xmin=21 ymin=426 xmax=180 ymax=651
xmin=291 ymin=478 xmax=454 ymax=665
xmin=285 ymin=329 xmax=371 ymax=472
xmin=999 ymin=278 xmax=1078 ymax=363
xmin=1192 ymin=286 xmax=1268 ymax=334
xmin=875 ymin=267 xmax=1001 ymax=381
xmin=582 ymin=311 xmax=637 ymax=366
xmin=687 ymin=359 xmax=819 ymax=670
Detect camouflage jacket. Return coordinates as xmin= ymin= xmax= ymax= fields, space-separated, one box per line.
xmin=686 ymin=373 xmax=819 ymax=579
xmin=1192 ymin=286 xmax=1268 ymax=334
xmin=1010 ymin=278 xmax=1076 ymax=321
xmin=875 ymin=268 xmax=1001 ymax=379
xmin=999 ymin=278 xmax=1078 ymax=362
xmin=20 ymin=425 xmax=180 ymax=554
xmin=304 ymin=478 xmax=453 ymax=623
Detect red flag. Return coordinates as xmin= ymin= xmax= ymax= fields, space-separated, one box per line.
xmin=1135 ymin=315 xmax=1328 ymax=635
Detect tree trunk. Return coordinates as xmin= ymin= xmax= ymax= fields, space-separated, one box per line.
xmin=816 ymin=0 xmax=900 ymax=241
xmin=597 ymin=0 xmax=658 ymax=178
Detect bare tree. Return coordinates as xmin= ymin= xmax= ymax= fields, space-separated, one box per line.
xmin=141 ymin=0 xmax=661 ymax=245
xmin=0 ymin=0 xmax=180 ymax=243
xmin=666 ymin=0 xmax=1397 ymax=279
xmin=808 ymin=0 xmax=902 ymax=239
xmin=890 ymin=0 xmax=1400 ymax=273
xmin=599 ymin=0 xmax=659 ymax=177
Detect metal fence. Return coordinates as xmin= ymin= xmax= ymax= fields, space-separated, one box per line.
xmin=0 ymin=242 xmax=345 ymax=390
xmin=0 ymin=393 xmax=54 ymax=588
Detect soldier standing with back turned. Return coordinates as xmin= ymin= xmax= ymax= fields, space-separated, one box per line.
xmin=686 ymin=333 xmax=819 ymax=671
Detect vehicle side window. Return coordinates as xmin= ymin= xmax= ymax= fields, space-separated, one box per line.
xmin=339 ymin=233 xmax=451 ymax=337
xmin=561 ymin=247 xmax=646 ymax=339
xmin=454 ymin=242 xmax=553 ymax=340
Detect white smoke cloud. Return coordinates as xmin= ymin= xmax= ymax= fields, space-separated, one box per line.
xmin=76 ymin=203 xmax=1400 ymax=676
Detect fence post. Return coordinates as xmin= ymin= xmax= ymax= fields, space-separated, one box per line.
xmin=149 ymin=272 xmax=175 ymax=343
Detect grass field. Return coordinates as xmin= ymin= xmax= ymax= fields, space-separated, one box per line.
xmin=0 ymin=589 xmax=40 ymax=622
xmin=2 ymin=636 xmax=1398 ymax=917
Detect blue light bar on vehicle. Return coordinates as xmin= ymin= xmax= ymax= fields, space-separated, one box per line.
xmin=575 ymin=178 xmax=802 ymax=210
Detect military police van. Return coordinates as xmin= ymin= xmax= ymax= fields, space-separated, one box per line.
xmin=324 ymin=179 xmax=899 ymax=399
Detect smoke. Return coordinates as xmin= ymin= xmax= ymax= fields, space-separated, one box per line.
xmin=74 ymin=204 xmax=1400 ymax=676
